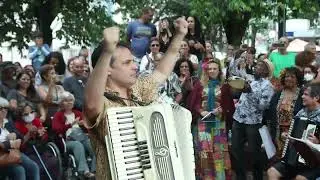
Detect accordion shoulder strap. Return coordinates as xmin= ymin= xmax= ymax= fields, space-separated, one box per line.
xmin=103 ymin=92 xmax=149 ymax=106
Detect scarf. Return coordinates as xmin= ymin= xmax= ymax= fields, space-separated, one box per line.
xmin=207 ymin=79 xmax=219 ymax=111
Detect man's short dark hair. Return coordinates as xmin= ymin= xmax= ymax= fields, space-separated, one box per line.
xmin=141 ymin=7 xmax=154 ymax=15
xmin=305 ymin=82 xmax=320 ymax=102
xmin=91 ymin=41 xmax=130 ymax=69
xmin=33 ymin=31 xmax=43 ymax=39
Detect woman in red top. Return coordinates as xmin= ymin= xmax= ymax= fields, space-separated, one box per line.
xmin=14 ymin=102 xmax=59 ymax=179
xmin=52 ymin=91 xmax=95 ymax=178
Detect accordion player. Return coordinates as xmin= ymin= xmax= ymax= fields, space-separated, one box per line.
xmin=281 ymin=116 xmax=320 ymax=167
xmin=104 ymin=103 xmax=195 ymax=180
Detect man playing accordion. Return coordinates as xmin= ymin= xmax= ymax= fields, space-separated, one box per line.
xmin=268 ymin=82 xmax=320 ymax=180
xmin=83 ymin=18 xmax=188 ymax=180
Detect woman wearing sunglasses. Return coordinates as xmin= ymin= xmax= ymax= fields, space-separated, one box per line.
xmin=139 ymin=37 xmax=161 ymax=73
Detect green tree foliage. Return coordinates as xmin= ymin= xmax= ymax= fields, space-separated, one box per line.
xmin=115 ymin=0 xmax=320 ymax=47
xmin=0 ymin=0 xmax=113 ymax=49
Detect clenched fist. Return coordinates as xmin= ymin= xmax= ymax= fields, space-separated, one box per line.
xmin=174 ymin=17 xmax=188 ymax=36
xmin=103 ymin=27 xmax=120 ymax=53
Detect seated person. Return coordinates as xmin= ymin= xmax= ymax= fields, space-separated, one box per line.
xmin=52 ymin=91 xmax=95 ymax=178
xmin=267 ymin=82 xmax=320 ymax=180
xmin=0 ymin=97 xmax=40 ymax=180
xmin=14 ymin=102 xmax=59 ymax=179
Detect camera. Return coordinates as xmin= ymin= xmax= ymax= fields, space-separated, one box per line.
xmin=272 ymin=42 xmax=285 ymax=48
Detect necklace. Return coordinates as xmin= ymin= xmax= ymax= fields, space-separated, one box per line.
xmin=276 ymin=87 xmax=300 ymax=124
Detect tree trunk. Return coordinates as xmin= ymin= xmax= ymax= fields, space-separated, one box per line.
xmin=222 ymin=11 xmax=251 ymax=47
xmin=35 ymin=1 xmax=56 ymax=46
xmin=251 ymin=27 xmax=257 ymax=48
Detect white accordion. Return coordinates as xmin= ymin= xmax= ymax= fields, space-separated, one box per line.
xmin=105 ymin=103 xmax=195 ymax=180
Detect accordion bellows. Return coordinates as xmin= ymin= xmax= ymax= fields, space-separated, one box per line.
xmin=105 ymin=104 xmax=195 ymax=180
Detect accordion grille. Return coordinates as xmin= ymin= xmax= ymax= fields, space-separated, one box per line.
xmin=150 ymin=112 xmax=175 ymax=180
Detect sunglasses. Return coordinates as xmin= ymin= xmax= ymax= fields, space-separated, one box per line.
xmin=151 ymin=44 xmax=160 ymax=47
xmin=0 ymin=107 xmax=8 ymax=111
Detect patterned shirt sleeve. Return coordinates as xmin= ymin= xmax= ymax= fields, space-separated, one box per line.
xmin=133 ymin=72 xmax=161 ymax=103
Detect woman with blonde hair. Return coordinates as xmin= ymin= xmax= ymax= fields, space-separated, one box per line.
xmin=196 ymin=60 xmax=233 ymax=180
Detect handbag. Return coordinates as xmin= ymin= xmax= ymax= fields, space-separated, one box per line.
xmin=0 ymin=149 xmax=22 ymax=166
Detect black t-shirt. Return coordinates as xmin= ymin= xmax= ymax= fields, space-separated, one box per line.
xmin=185 ymin=33 xmax=205 ymax=60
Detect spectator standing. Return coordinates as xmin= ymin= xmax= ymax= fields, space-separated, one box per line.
xmin=186 ymin=16 xmax=205 ymax=60
xmin=269 ymin=37 xmax=296 ymax=78
xmin=231 ymin=60 xmax=274 ymax=180
xmin=127 ymin=7 xmax=157 ymax=67
xmin=28 ymin=32 xmax=51 ymax=72
xmin=79 ymin=46 xmax=89 ymax=62
xmin=63 ymin=57 xmax=86 ymax=111
xmin=158 ymin=18 xmax=172 ymax=53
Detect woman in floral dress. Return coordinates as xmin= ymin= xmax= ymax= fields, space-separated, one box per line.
xmin=264 ymin=67 xmax=304 ymax=156
xmin=196 ymin=60 xmax=232 ymax=180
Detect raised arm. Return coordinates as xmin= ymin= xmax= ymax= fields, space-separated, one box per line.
xmin=84 ymin=27 xmax=119 ymax=121
xmin=153 ymin=17 xmax=188 ymax=84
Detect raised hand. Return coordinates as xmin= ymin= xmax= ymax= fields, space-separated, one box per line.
xmin=37 ymin=127 xmax=47 ymax=136
xmin=10 ymin=139 xmax=21 ymax=149
xmin=7 ymin=133 xmax=17 ymax=141
xmin=174 ymin=17 xmax=188 ymax=36
xmin=103 ymin=27 xmax=120 ymax=53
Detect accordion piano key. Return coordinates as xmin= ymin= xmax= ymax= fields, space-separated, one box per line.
xmin=105 ymin=104 xmax=195 ymax=180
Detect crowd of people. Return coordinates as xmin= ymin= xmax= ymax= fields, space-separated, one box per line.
xmin=1 ymin=6 xmax=320 ymax=180
xmin=0 ymin=32 xmax=95 ymax=179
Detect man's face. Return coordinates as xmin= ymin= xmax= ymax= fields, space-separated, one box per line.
xmin=254 ymin=61 xmax=268 ymax=78
xmin=302 ymin=87 xmax=319 ymax=107
xmin=278 ymin=37 xmax=289 ymax=51
xmin=143 ymin=10 xmax=154 ymax=23
xmin=73 ymin=59 xmax=85 ymax=76
xmin=109 ymin=48 xmax=137 ymax=88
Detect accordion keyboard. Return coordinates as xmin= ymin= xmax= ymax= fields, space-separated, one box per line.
xmin=108 ymin=109 xmax=148 ymax=180
xmin=105 ymin=104 xmax=195 ymax=180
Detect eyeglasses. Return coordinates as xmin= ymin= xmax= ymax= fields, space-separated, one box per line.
xmin=151 ymin=44 xmax=160 ymax=47
xmin=0 ymin=107 xmax=8 ymax=111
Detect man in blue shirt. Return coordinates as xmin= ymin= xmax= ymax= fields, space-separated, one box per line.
xmin=127 ymin=7 xmax=157 ymax=68
xmin=28 ymin=32 xmax=51 ymax=72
